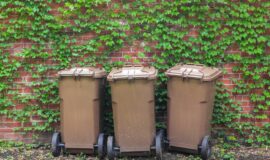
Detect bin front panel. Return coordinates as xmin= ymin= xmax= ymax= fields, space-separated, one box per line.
xmin=110 ymin=80 xmax=156 ymax=152
xmin=59 ymin=77 xmax=101 ymax=149
xmin=167 ymin=78 xmax=215 ymax=150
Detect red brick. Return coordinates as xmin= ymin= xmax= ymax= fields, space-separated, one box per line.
xmin=111 ymin=57 xmax=120 ymax=62
xmin=187 ymin=28 xmax=199 ymax=37
xmin=224 ymin=67 xmax=233 ymax=73
xmin=0 ymin=133 xmax=5 ymax=139
xmin=242 ymin=107 xmax=253 ymax=112
xmin=130 ymin=47 xmax=144 ymax=53
xmin=145 ymin=52 xmax=154 ymax=57
xmin=22 ymin=76 xmax=33 ymax=82
xmin=10 ymin=41 xmax=32 ymax=55
xmin=95 ymin=64 xmax=103 ymax=68
xmin=46 ymin=59 xmax=54 ymax=65
xmin=4 ymin=133 xmax=23 ymax=140
xmin=0 ymin=128 xmax=13 ymax=132
xmin=15 ymin=104 xmax=24 ymax=109
xmin=46 ymin=71 xmax=58 ymax=77
xmin=14 ymin=77 xmax=22 ymax=83
xmin=143 ymin=58 xmax=153 ymax=63
xmin=124 ymin=52 xmax=137 ymax=56
xmin=242 ymin=95 xmax=250 ymax=101
xmin=253 ymin=88 xmax=263 ymax=94
xmin=82 ymin=32 xmax=96 ymax=40
xmin=48 ymin=2 xmax=64 ymax=16
xmin=220 ymin=79 xmax=232 ymax=85
xmin=234 ymin=95 xmax=242 ymax=101
xmin=51 ymin=122 xmax=60 ymax=129
xmin=223 ymin=63 xmax=237 ymax=68
xmin=241 ymin=101 xmax=251 ymax=107
xmin=255 ymin=122 xmax=264 ymax=127
xmin=265 ymin=46 xmax=270 ymax=53
xmin=22 ymin=122 xmax=32 ymax=128
xmin=20 ymin=71 xmax=30 ymax=77
xmin=226 ymin=43 xmax=239 ymax=52
xmin=31 ymin=115 xmax=42 ymax=121
xmin=239 ymin=116 xmax=252 ymax=122
xmin=0 ymin=122 xmax=20 ymax=128
xmin=255 ymin=117 xmax=270 ymax=123
xmin=182 ymin=35 xmax=189 ymax=41
xmin=10 ymin=122 xmax=21 ymax=128
xmin=48 ymin=104 xmax=59 ymax=109
xmin=222 ymin=73 xmax=241 ymax=79
xmin=23 ymin=87 xmax=32 ymax=94
xmin=110 ymin=52 xmax=122 ymax=57
xmin=223 ymin=84 xmax=235 ymax=90
xmin=119 ymin=47 xmax=132 ymax=53
xmin=1 ymin=117 xmax=14 ymax=123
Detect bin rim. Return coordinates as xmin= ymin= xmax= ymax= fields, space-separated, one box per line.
xmin=58 ymin=67 xmax=106 ymax=78
xmin=165 ymin=63 xmax=222 ymax=81
xmin=107 ymin=65 xmax=157 ymax=81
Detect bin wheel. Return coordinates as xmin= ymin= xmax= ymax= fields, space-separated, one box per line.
xmin=155 ymin=130 xmax=165 ymax=160
xmin=200 ymin=135 xmax=211 ymax=160
xmin=97 ymin=133 xmax=105 ymax=158
xmin=51 ymin=132 xmax=61 ymax=157
xmin=107 ymin=136 xmax=115 ymax=160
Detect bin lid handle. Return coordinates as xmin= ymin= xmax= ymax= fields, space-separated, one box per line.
xmin=73 ymin=68 xmax=89 ymax=77
xmin=181 ymin=68 xmax=187 ymax=78
xmin=185 ymin=69 xmax=192 ymax=77
xmin=78 ymin=68 xmax=83 ymax=75
xmin=180 ymin=67 xmax=205 ymax=80
xmin=73 ymin=68 xmax=78 ymax=76
xmin=198 ymin=68 xmax=205 ymax=80
xmin=111 ymin=68 xmax=123 ymax=80
xmin=128 ymin=68 xmax=134 ymax=80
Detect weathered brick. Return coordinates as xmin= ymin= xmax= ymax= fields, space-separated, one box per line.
xmin=187 ymin=28 xmax=199 ymax=38
xmin=0 ymin=128 xmax=13 ymax=132
xmin=4 ymin=133 xmax=23 ymax=140
xmin=220 ymin=79 xmax=232 ymax=85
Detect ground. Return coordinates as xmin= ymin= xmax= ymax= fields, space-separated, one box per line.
xmin=0 ymin=141 xmax=270 ymax=160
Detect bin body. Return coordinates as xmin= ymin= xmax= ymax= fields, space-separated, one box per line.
xmin=166 ymin=64 xmax=222 ymax=151
xmin=58 ymin=67 xmax=106 ymax=150
xmin=108 ymin=66 xmax=157 ymax=153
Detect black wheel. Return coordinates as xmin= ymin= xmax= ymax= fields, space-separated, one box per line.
xmin=51 ymin=132 xmax=61 ymax=157
xmin=155 ymin=130 xmax=165 ymax=160
xmin=200 ymin=135 xmax=211 ymax=160
xmin=97 ymin=133 xmax=105 ymax=158
xmin=107 ymin=136 xmax=115 ymax=160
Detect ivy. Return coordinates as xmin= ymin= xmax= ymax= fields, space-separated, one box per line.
xmin=0 ymin=0 xmax=269 ymax=145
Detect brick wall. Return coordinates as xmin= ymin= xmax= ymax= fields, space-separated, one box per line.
xmin=0 ymin=3 xmax=268 ymax=143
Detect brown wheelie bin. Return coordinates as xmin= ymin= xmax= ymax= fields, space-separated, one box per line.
xmin=106 ymin=65 xmax=165 ymax=159
xmin=165 ymin=64 xmax=222 ymax=160
xmin=51 ymin=67 xmax=106 ymax=158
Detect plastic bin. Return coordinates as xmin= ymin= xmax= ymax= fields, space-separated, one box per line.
xmin=106 ymin=65 xmax=165 ymax=159
xmin=51 ymin=67 xmax=106 ymax=158
xmin=165 ymin=64 xmax=222 ymax=160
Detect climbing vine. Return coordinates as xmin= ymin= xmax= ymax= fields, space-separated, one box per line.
xmin=0 ymin=0 xmax=269 ymax=145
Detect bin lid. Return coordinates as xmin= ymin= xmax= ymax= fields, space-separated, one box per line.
xmin=165 ymin=64 xmax=222 ymax=81
xmin=58 ymin=67 xmax=106 ymax=78
xmin=107 ymin=65 xmax=157 ymax=81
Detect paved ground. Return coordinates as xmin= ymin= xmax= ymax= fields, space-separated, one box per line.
xmin=0 ymin=144 xmax=270 ymax=160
